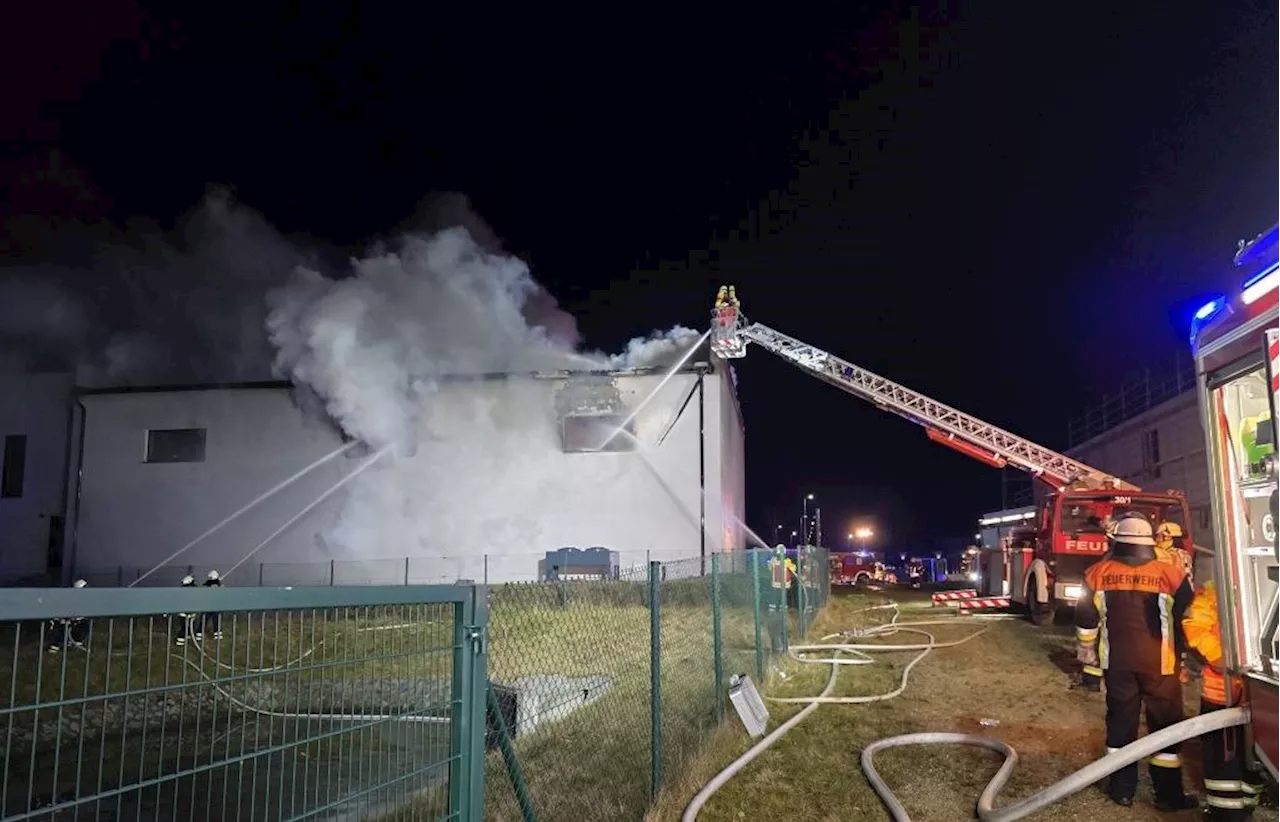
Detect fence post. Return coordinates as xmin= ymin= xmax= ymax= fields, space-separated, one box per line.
xmin=750 ymin=550 xmax=764 ymax=682
xmin=450 ymin=586 xmax=489 ymax=820
xmin=711 ymin=553 xmax=724 ymax=719
xmin=487 ymin=680 xmax=536 ymax=821
xmin=796 ymin=552 xmax=807 ymax=639
xmin=648 ymin=560 xmax=662 ymax=800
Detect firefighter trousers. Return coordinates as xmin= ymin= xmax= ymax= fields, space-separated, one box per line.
xmin=1103 ymin=669 xmax=1185 ymax=802
xmin=1200 ymin=700 xmax=1264 ymax=819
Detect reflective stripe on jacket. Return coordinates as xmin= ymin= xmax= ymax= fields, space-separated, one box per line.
xmin=1182 ymin=581 xmax=1240 ymax=705
xmin=1075 ymin=556 xmax=1193 ymax=676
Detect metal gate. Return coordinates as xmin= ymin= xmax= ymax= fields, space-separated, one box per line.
xmin=0 ymin=584 xmax=487 ymax=822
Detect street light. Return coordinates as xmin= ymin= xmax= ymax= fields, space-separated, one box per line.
xmin=801 ymin=493 xmax=815 ymax=544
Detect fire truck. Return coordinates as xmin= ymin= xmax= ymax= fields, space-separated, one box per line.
xmin=709 ymin=286 xmax=1194 ymax=624
xmin=1188 ymin=223 xmax=1279 ymax=781
xmin=830 ymin=553 xmax=884 ymax=586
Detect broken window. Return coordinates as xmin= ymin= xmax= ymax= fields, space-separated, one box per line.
xmin=145 ymin=428 xmax=207 ymax=463
xmin=562 ymin=414 xmax=635 ymax=453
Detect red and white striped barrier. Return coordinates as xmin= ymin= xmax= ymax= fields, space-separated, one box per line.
xmin=931 ymin=589 xmax=978 ymax=604
xmin=955 ymin=596 xmax=1011 ymax=611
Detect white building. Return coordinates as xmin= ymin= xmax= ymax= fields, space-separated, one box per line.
xmin=1065 ymin=358 xmax=1214 ymax=578
xmin=62 ymin=363 xmax=745 ymax=585
xmin=0 ymin=372 xmax=75 ymax=583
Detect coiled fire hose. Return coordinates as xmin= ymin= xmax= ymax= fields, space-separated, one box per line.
xmin=683 ymin=603 xmax=1250 ymax=822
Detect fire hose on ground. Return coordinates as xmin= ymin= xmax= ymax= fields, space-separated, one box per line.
xmin=682 ymin=603 xmax=1251 ymax=822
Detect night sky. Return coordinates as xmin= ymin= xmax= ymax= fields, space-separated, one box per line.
xmin=3 ymin=1 xmax=1277 ymax=554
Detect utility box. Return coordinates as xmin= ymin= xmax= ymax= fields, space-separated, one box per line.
xmin=542 ymin=547 xmax=619 ymax=581
xmin=728 ymin=674 xmax=769 ymax=737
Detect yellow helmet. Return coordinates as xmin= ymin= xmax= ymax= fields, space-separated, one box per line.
xmin=1155 ymin=522 xmax=1183 ymax=539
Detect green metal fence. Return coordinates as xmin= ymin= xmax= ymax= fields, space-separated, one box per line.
xmin=2 ymin=549 xmax=831 ymax=822
xmin=0 ymin=585 xmax=487 ymax=822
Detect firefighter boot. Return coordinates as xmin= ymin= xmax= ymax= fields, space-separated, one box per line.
xmin=1109 ymin=763 xmax=1139 ymax=806
xmin=1151 ymin=766 xmax=1196 ymax=812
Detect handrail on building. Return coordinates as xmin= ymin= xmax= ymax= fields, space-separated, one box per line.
xmin=1066 ymin=354 xmax=1197 ymax=447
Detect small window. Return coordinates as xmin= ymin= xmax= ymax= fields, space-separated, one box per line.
xmin=145 ymin=428 xmax=207 ymax=463
xmin=561 ymin=414 xmax=635 ymax=453
xmin=2 ymin=434 xmax=26 ymax=498
xmin=1142 ymin=428 xmax=1162 ymax=480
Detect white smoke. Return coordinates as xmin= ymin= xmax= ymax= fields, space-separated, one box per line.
xmin=604 ymin=326 xmax=704 ymax=370
xmin=266 ymin=228 xmax=589 ymax=450
xmin=264 ymin=206 xmax=707 ymax=561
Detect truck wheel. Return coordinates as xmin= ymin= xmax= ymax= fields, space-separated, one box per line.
xmin=1027 ymin=576 xmax=1052 ymax=625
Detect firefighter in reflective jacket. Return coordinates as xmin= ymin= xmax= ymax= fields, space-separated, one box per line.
xmin=1153 ymin=521 xmax=1193 ymax=579
xmin=1075 ymin=513 xmax=1196 ymax=810
xmin=1183 ymin=580 xmax=1266 ymax=820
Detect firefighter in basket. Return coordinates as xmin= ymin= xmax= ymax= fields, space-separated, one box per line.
xmin=45 ymin=579 xmax=90 ymax=654
xmin=1075 ymin=513 xmax=1196 ymax=811
xmin=1183 ymin=580 xmax=1268 ymax=820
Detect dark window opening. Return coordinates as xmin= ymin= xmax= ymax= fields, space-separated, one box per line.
xmin=1142 ymin=429 xmax=1162 ymax=480
xmin=2 ymin=434 xmax=27 ymax=498
xmin=561 ymin=414 xmax=636 ymax=453
xmin=339 ymin=429 xmax=374 ymax=459
xmin=145 ymin=428 xmax=207 ymax=463
xmin=47 ymin=515 xmax=64 ymax=568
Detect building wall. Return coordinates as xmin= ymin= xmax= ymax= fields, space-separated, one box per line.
xmin=1066 ymin=389 xmax=1213 ymax=576
xmin=0 ymin=373 xmax=74 ymax=580
xmin=1067 ymin=390 xmax=1210 ymax=537
xmin=70 ymin=366 xmax=743 ymax=585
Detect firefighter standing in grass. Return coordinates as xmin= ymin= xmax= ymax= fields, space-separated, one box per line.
xmin=202 ymin=570 xmax=224 ymax=641
xmin=1075 ymin=513 xmax=1196 ymax=810
xmin=46 ymin=579 xmax=90 ymax=653
xmin=1183 ymin=580 xmax=1266 ymax=820
xmin=175 ymin=574 xmax=198 ymax=647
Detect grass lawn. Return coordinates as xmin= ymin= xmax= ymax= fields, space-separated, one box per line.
xmin=647 ymin=587 xmax=1279 ymax=822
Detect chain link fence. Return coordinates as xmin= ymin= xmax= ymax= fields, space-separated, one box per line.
xmin=4 ymin=548 xmax=830 ymax=822
xmin=478 ymin=546 xmax=829 ymax=822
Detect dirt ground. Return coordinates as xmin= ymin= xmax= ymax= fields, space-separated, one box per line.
xmin=649 ymin=587 xmax=1279 ymax=822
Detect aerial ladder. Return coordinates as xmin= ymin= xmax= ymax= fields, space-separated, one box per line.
xmin=711 ymin=285 xmax=1134 ymax=492
xmin=710 ymin=285 xmax=1192 ymax=620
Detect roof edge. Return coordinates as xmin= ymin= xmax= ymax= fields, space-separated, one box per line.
xmin=77 ymin=361 xmax=716 ymax=396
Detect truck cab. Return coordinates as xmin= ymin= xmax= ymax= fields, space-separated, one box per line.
xmin=1190 ymin=222 xmax=1278 ymax=781
xmin=1010 ymin=488 xmax=1193 ymax=623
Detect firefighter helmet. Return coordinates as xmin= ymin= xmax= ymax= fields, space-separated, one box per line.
xmin=182 ymin=574 xmax=195 ymax=586
xmin=206 ymin=570 xmax=221 ymax=581
xmin=1155 ymin=522 xmax=1184 ymax=540
xmin=1109 ymin=514 xmax=1156 ymax=546
xmin=72 ymin=579 xmax=87 ymax=588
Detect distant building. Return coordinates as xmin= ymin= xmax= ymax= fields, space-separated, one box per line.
xmin=1065 ymin=356 xmax=1214 ymax=579
xmin=0 ymin=372 xmax=74 ymax=583
xmin=37 ymin=362 xmax=744 ymax=586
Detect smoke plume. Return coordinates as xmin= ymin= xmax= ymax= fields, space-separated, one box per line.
xmin=0 ymin=190 xmax=310 ymax=385
xmin=2 ymin=189 xmax=709 ymax=564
